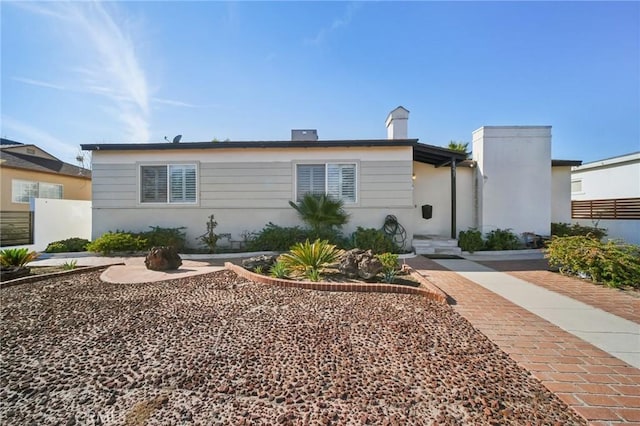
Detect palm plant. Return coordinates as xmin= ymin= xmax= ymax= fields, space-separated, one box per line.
xmin=0 ymin=248 xmax=38 ymax=268
xmin=278 ymin=239 xmax=342 ymax=281
xmin=288 ymin=193 xmax=349 ymax=236
xmin=447 ymin=141 xmax=469 ymax=155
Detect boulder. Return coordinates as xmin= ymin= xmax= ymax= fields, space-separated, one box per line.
xmin=339 ymin=249 xmax=383 ymax=280
xmin=242 ymin=255 xmax=277 ymax=271
xmin=144 ymin=246 xmax=182 ymax=271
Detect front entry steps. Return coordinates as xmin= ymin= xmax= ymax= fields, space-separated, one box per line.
xmin=412 ymin=235 xmax=462 ymax=256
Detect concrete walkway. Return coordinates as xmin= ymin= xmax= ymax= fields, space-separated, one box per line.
xmin=433 ymin=259 xmax=640 ymax=369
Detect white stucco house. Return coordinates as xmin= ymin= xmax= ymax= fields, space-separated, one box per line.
xmin=571 ymin=152 xmax=640 ymax=244
xmin=80 ymin=107 xmax=580 ymax=253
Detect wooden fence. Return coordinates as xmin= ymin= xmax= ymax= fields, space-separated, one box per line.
xmin=0 ymin=211 xmax=34 ymax=246
xmin=571 ymin=197 xmax=640 ymax=220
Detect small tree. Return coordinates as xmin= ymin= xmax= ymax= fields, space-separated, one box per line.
xmin=198 ymin=214 xmax=219 ymax=253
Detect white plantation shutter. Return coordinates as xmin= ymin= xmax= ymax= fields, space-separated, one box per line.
xmin=169 ymin=165 xmax=197 ymax=203
xmin=327 ymin=164 xmax=356 ymax=202
xmin=297 ymin=164 xmax=325 ymax=201
xmin=140 ymin=164 xmax=196 ymax=204
xmin=140 ymin=166 xmax=168 ymax=203
xmin=297 ymin=163 xmax=356 ymax=203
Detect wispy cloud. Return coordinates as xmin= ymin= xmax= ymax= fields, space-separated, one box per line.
xmin=12 ymin=77 xmax=67 ymax=91
xmin=15 ymin=75 xmax=200 ymax=110
xmin=14 ymin=1 xmax=151 ymax=142
xmin=305 ymin=2 xmax=362 ymax=46
xmin=1 ymin=115 xmax=79 ymax=161
xmin=152 ymin=98 xmax=199 ymax=108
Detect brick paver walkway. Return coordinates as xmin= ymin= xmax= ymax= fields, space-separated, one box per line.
xmin=407 ymin=256 xmax=640 ymax=426
xmin=477 ymin=259 xmax=640 ymax=324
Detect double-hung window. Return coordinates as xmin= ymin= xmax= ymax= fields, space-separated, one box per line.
xmin=296 ymin=163 xmax=356 ymax=203
xmin=140 ymin=164 xmax=197 ymax=204
xmin=12 ymin=180 xmax=63 ymax=203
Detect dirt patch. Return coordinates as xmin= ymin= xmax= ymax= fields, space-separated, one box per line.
xmin=124 ymin=395 xmax=169 ymax=426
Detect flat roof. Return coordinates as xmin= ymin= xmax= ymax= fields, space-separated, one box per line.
xmin=81 ymin=139 xmax=469 ymax=166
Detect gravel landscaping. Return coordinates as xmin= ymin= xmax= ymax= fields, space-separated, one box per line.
xmin=1 ymin=269 xmax=585 ymax=425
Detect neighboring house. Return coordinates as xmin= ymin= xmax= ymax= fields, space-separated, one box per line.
xmin=0 ymin=138 xmax=92 ymax=245
xmin=571 ymin=152 xmax=640 ymax=244
xmin=80 ymin=107 xmax=579 ymax=252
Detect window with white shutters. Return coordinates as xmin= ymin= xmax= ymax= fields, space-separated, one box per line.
xmin=140 ymin=164 xmax=196 ymax=204
xmin=296 ymin=163 xmax=356 ymax=203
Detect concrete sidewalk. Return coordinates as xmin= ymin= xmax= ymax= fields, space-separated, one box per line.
xmin=433 ymin=259 xmax=640 ymax=369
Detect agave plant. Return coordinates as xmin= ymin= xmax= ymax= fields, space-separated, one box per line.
xmin=278 ymin=239 xmax=342 ymax=281
xmin=288 ymin=193 xmax=349 ymax=235
xmin=0 ymin=248 xmax=38 ymax=268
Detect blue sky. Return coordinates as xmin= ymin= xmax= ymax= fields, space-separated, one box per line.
xmin=1 ymin=1 xmax=638 ymax=165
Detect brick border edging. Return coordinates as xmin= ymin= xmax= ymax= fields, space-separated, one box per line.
xmin=225 ymin=262 xmax=449 ymax=304
xmin=0 ymin=264 xmax=124 ymax=289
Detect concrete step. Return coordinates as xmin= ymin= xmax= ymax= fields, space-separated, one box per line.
xmin=434 ymin=247 xmax=462 ymax=255
xmin=412 ymin=236 xmax=460 ymax=255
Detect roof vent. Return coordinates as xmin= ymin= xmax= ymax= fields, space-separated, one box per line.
xmin=291 ymin=129 xmax=318 ymax=141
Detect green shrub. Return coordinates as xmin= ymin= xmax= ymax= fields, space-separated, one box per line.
xmin=269 ymin=261 xmax=289 ymax=279
xmin=245 ymin=223 xmax=310 ymax=251
xmin=139 ymin=226 xmax=187 ymax=251
xmin=0 ymin=248 xmax=38 ymax=268
xmin=551 ymin=222 xmax=607 ymax=240
xmin=278 ymin=239 xmax=342 ymax=281
xmin=86 ymin=232 xmax=148 ymax=255
xmin=62 ymin=260 xmax=78 ymax=270
xmin=485 ymin=228 xmax=521 ymax=250
xmin=44 ymin=237 xmax=91 ymax=253
xmin=351 ymin=227 xmax=398 ymax=254
xmin=458 ymin=228 xmax=484 ymax=252
xmin=545 ymin=235 xmax=640 ymax=288
xmin=377 ymin=252 xmax=399 ymax=283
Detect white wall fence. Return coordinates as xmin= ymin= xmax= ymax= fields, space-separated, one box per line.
xmin=0 ymin=198 xmax=92 ymax=252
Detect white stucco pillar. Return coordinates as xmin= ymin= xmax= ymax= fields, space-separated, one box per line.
xmin=472 ymin=126 xmax=552 ymax=236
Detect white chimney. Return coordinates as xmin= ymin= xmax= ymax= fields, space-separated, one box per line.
xmin=385 ymin=106 xmax=409 ymax=139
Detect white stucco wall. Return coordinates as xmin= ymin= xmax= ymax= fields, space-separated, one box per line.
xmin=412 ymin=162 xmax=474 ymax=237
xmin=551 ymin=166 xmax=573 ymax=224
xmin=473 ymin=126 xmax=552 ymax=236
xmin=31 ymin=198 xmax=92 ymax=251
xmin=571 ymin=152 xmax=640 ymax=200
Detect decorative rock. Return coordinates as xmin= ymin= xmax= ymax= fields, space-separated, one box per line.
xmin=144 ymin=246 xmax=182 ymax=271
xmin=242 ymin=255 xmax=276 ymax=271
xmin=338 ymin=249 xmax=383 ymax=280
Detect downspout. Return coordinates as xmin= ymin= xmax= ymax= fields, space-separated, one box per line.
xmin=451 ymin=157 xmax=457 ymax=239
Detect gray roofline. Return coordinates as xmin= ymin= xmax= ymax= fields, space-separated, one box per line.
xmin=81 ymin=139 xmax=418 ymax=151
xmin=552 ymin=159 xmax=582 ymax=167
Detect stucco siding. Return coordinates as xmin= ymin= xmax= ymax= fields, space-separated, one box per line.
xmin=552 ymin=167 xmax=572 ymax=223
xmin=0 ymin=167 xmax=91 ymax=212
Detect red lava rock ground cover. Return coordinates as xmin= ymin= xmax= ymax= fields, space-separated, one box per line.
xmin=0 ymin=270 xmax=586 ymax=425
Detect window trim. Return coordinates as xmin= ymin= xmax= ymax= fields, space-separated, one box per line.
xmin=138 ymin=162 xmax=199 ymax=206
xmin=294 ymin=161 xmax=359 ymax=205
xmin=11 ymin=179 xmax=63 ymax=204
